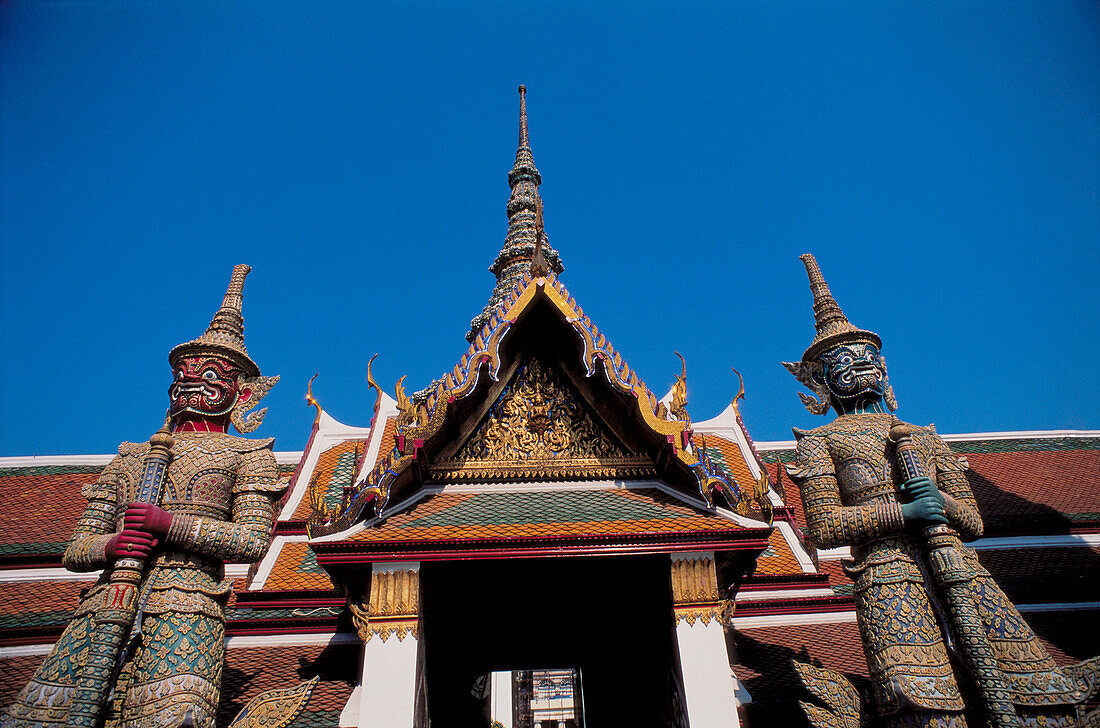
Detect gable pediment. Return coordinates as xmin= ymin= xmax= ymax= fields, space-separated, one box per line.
xmin=432 ymin=356 xmax=655 ymax=482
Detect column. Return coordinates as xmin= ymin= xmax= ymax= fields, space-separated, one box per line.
xmin=352 ymin=561 xmax=422 ymax=728
xmin=670 ymin=552 xmax=743 ymax=728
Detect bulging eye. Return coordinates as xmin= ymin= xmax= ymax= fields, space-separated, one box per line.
xmin=840 ymin=355 xmax=853 ymax=365
xmin=202 ymin=370 xmax=218 ymax=381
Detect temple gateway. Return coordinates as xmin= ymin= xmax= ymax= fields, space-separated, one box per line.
xmin=0 ymin=89 xmax=1097 ymax=728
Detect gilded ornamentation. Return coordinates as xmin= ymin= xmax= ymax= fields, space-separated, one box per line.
xmin=670 ymin=352 xmax=690 ymax=425
xmin=448 ymin=358 xmax=635 ymax=469
xmin=3 ymin=266 xmax=288 ymax=728
xmin=793 ymin=661 xmax=866 ymax=728
xmin=670 ymin=557 xmax=730 ymax=626
xmin=225 ymin=678 xmax=319 ymax=728
xmin=305 ymin=373 xmax=322 ymax=427
xmin=349 ymin=569 xmax=420 ymax=643
xmin=785 ymin=254 xmax=1099 ymax=728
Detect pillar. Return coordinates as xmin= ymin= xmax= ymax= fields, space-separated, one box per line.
xmin=670 ymin=552 xmax=743 ymax=728
xmin=351 ymin=561 xmax=422 ymax=728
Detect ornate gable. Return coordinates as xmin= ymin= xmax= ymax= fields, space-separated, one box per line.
xmin=434 ymin=357 xmax=655 ymax=482
xmin=306 ymin=269 xmax=770 ymax=538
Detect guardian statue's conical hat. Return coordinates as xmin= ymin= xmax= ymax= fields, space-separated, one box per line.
xmin=799 ymin=254 xmax=881 ymax=362
xmin=169 ymin=265 xmax=261 ymax=377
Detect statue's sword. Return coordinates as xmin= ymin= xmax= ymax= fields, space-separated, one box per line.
xmin=889 ymin=421 xmax=1020 ymax=728
xmin=67 ymin=425 xmax=174 ymax=728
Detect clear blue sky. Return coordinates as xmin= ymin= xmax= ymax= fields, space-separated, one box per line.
xmin=1 ymin=2 xmax=1097 ymax=456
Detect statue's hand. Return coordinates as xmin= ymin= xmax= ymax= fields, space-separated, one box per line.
xmin=123 ymin=502 xmax=173 ymax=538
xmin=901 ymin=494 xmax=948 ymax=526
xmin=902 ymin=476 xmax=944 ymax=506
xmin=106 ymin=530 xmax=159 ymax=561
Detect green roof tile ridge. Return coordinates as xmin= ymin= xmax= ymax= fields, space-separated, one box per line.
xmin=947 ymin=437 xmax=1100 ymax=454
xmin=0 ymin=541 xmax=68 ymax=555
xmin=404 ymin=489 xmax=705 ymax=528
xmin=0 ymin=610 xmax=75 ymax=629
xmin=757 ymin=436 xmax=1100 ymax=462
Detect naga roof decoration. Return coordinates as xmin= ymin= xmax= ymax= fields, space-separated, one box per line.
xmin=309 ymin=263 xmax=770 ymax=538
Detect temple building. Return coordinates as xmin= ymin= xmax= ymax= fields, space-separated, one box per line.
xmin=0 ymin=89 xmax=1097 ymax=728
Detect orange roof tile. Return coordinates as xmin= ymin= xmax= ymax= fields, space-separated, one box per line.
xmin=0 ymin=580 xmax=85 ymax=618
xmin=702 ymin=434 xmax=757 ymax=494
xmin=292 ymin=438 xmax=368 ymax=521
xmin=0 ymin=468 xmax=99 ymax=555
xmin=217 ymin=641 xmax=359 ymax=725
xmin=966 ymin=448 xmax=1100 ymax=525
xmin=753 ymin=529 xmax=804 ymax=576
xmin=262 ymin=541 xmax=334 ymax=591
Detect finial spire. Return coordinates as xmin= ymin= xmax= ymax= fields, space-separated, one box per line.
xmin=468 ymin=86 xmax=565 ymax=340
xmin=799 ymin=254 xmax=881 ymax=362
xmin=518 ymin=85 xmax=529 ymax=148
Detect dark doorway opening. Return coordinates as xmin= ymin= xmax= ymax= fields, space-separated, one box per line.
xmin=420 ymin=554 xmax=686 ymax=728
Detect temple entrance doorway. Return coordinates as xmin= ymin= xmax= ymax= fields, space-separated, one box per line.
xmin=420 ymin=555 xmax=688 ymax=728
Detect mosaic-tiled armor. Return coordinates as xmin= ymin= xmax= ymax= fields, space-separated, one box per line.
xmin=784 ymin=255 xmax=1097 ymax=728
xmin=3 ymin=266 xmax=284 ymax=728
xmin=790 ymin=414 xmax=1090 ymax=726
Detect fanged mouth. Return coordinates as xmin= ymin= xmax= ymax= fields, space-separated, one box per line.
xmin=838 ymin=366 xmax=881 ymax=383
xmin=171 ymin=382 xmax=222 ymax=401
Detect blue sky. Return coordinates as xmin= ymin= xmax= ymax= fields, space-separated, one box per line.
xmin=1 ymin=2 xmax=1097 ymax=456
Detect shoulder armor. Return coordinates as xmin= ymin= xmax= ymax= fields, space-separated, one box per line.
xmin=175 ymin=433 xmax=275 ymax=453
xmin=118 ymin=441 xmax=149 ymax=457
xmin=792 ymin=423 xmax=831 ymax=440
xmin=224 ymin=435 xmax=275 ymax=453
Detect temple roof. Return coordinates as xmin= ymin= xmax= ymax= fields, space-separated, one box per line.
xmin=311 ymin=484 xmax=770 ymax=564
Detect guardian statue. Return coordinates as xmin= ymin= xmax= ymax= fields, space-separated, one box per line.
xmin=3 ymin=265 xmax=283 ymax=728
xmin=784 ymin=255 xmax=1097 ymax=728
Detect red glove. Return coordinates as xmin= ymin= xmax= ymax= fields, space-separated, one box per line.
xmin=106 ymin=530 xmax=159 ymax=561
xmin=123 ymin=502 xmax=174 ymax=538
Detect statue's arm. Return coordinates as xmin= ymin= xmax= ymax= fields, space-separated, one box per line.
xmin=164 ymin=447 xmax=281 ymax=562
xmin=62 ymin=457 xmax=122 ymax=571
xmin=933 ymin=439 xmax=984 ymax=541
xmin=798 ymin=473 xmax=905 ymax=549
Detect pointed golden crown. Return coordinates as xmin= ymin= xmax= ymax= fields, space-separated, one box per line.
xmin=169 ymin=264 xmax=261 ymax=376
xmin=800 ymin=254 xmax=881 ymax=362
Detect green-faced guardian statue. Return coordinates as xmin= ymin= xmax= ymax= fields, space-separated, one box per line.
xmin=784 ymin=254 xmax=1098 ymax=728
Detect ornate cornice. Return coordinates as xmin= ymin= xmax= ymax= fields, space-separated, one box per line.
xmin=314 ymin=527 xmax=772 ymax=565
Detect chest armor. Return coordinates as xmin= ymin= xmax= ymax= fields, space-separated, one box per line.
xmin=114 ymin=434 xmax=241 ymax=520
xmin=827 ymin=419 xmax=936 ymax=507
